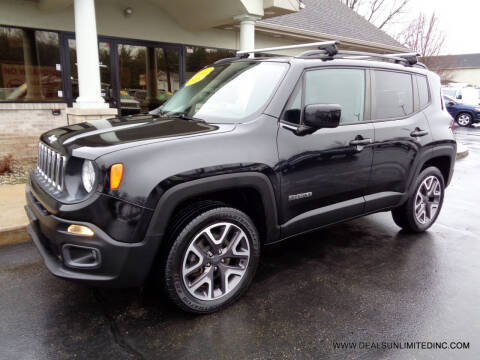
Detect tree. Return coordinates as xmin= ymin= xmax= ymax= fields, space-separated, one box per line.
xmin=340 ymin=0 xmax=410 ymax=30
xmin=396 ymin=12 xmax=451 ymax=81
xmin=396 ymin=12 xmax=445 ymax=57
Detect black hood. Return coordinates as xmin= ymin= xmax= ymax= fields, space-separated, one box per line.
xmin=40 ymin=114 xmax=234 ymax=159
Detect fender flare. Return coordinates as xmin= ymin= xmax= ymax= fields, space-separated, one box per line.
xmin=432 ymin=142 xmax=457 ymax=186
xmin=145 ymin=172 xmax=280 ymax=245
xmin=405 ymin=142 xmax=456 ymax=200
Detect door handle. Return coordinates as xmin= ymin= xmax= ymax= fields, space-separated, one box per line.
xmin=410 ymin=128 xmax=429 ymax=137
xmin=349 ymin=138 xmax=373 ymax=146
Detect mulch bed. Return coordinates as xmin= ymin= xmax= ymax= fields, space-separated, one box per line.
xmin=0 ymin=158 xmax=36 ymax=185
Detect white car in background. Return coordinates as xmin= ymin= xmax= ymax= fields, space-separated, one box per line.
xmin=442 ymin=86 xmax=480 ymax=105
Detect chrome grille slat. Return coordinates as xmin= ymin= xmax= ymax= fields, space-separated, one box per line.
xmin=55 ymin=153 xmax=60 ymax=189
xmin=36 ymin=142 xmax=66 ymax=192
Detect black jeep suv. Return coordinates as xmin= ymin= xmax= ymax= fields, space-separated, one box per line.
xmin=25 ymin=43 xmax=456 ymax=313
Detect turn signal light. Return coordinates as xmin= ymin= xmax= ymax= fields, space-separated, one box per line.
xmin=110 ymin=163 xmax=124 ymax=190
xmin=67 ymin=224 xmax=95 ymax=237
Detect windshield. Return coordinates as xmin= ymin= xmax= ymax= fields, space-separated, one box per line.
xmin=152 ymin=61 xmax=288 ymax=123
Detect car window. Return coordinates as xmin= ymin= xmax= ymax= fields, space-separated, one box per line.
xmin=305 ymin=68 xmax=365 ymax=124
xmin=373 ymin=70 xmax=414 ymax=119
xmin=417 ymin=75 xmax=430 ymax=109
xmin=282 ymin=80 xmax=303 ymax=125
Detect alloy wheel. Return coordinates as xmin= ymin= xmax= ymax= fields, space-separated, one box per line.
xmin=182 ymin=222 xmax=250 ymax=301
xmin=414 ymin=175 xmax=442 ymax=225
xmin=457 ymin=114 xmax=471 ymax=126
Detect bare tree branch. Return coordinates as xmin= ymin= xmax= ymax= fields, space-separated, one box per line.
xmin=396 ymin=12 xmax=445 ymax=56
xmin=377 ymin=0 xmax=408 ymax=29
xmin=339 ymin=0 xmax=410 ymax=29
xmin=395 ymin=12 xmax=450 ymax=81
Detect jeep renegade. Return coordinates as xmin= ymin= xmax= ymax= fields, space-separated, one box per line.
xmin=25 ymin=42 xmax=456 ymax=313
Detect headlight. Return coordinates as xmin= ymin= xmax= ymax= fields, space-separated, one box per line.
xmin=474 ymin=107 xmax=480 ymax=112
xmin=81 ymin=160 xmax=96 ymax=193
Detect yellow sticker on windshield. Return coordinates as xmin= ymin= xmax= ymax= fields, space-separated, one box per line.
xmin=185 ymin=67 xmax=214 ymax=86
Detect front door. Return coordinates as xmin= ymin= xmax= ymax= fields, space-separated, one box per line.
xmin=277 ymin=67 xmax=374 ymax=239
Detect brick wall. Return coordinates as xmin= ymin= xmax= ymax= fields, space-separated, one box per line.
xmin=0 ymin=103 xmax=68 ymax=159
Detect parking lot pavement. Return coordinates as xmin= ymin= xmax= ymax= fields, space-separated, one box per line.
xmin=1 ymin=128 xmax=479 ymax=360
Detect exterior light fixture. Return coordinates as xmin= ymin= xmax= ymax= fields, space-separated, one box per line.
xmin=110 ymin=163 xmax=124 ymax=190
xmin=67 ymin=224 xmax=95 ymax=237
xmin=299 ymin=1 xmax=306 ymax=9
xmin=124 ymin=7 xmax=133 ymax=17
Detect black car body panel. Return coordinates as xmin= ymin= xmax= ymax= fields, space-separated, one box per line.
xmin=25 ymin=57 xmax=456 ymax=287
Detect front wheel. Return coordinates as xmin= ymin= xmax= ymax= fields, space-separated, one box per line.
xmin=456 ymin=113 xmax=472 ymax=127
xmin=164 ymin=207 xmax=260 ymax=313
xmin=392 ymin=167 xmax=445 ymax=233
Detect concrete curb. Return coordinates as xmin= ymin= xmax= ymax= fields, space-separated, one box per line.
xmin=0 ymin=225 xmax=29 ymax=247
xmin=456 ymin=143 xmax=469 ymax=160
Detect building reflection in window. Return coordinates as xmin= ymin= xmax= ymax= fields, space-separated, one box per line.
xmin=185 ymin=46 xmax=236 ymax=79
xmin=0 ymin=27 xmax=62 ymax=101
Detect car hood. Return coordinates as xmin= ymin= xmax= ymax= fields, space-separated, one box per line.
xmin=40 ymin=114 xmax=235 ymax=160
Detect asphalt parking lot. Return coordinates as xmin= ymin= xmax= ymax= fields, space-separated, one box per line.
xmin=1 ymin=127 xmax=479 ymax=360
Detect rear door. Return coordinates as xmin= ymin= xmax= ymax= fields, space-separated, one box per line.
xmin=365 ymin=70 xmax=433 ymax=212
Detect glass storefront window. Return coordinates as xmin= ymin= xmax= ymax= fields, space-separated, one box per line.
xmin=185 ymin=46 xmax=236 ymax=79
xmin=118 ymin=44 xmax=179 ymax=113
xmin=0 ymin=26 xmax=62 ymax=102
xmin=69 ymin=39 xmax=114 ymax=109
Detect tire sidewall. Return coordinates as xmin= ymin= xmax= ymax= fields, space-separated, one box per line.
xmin=165 ymin=207 xmax=260 ymax=313
xmin=408 ymin=167 xmax=445 ymax=232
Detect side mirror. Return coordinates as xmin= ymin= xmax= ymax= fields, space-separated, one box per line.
xmin=303 ymin=104 xmax=341 ymax=129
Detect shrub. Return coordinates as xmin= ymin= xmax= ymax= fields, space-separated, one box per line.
xmin=0 ymin=154 xmax=13 ymax=175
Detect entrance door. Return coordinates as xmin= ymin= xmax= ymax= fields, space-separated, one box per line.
xmin=64 ymin=36 xmax=181 ymax=115
xmin=277 ymin=67 xmax=374 ymax=239
xmin=67 ymin=38 xmax=117 ymax=110
xmin=117 ymin=43 xmax=180 ymax=114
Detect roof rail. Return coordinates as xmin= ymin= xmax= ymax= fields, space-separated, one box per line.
xmin=236 ymin=41 xmax=339 ymax=57
xmin=234 ymin=41 xmax=425 ymax=69
xmin=298 ymin=48 xmax=423 ymax=68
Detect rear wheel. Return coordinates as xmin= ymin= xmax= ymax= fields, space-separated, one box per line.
xmin=392 ymin=167 xmax=445 ymax=233
xmin=456 ymin=112 xmax=472 ymax=127
xmin=164 ymin=206 xmax=260 ymax=313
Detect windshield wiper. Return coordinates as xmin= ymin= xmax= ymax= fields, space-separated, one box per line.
xmin=169 ymin=112 xmax=206 ymax=123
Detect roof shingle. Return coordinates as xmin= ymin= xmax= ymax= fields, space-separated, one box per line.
xmin=261 ymin=0 xmax=404 ymax=49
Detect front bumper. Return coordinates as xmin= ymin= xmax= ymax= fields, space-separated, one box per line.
xmin=25 ymin=185 xmax=158 ymax=287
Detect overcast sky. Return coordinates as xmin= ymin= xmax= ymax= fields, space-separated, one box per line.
xmin=387 ymin=0 xmax=480 ymax=55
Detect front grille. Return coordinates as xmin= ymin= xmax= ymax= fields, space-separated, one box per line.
xmin=37 ymin=142 xmax=66 ymax=191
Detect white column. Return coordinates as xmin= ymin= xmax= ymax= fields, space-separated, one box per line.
xmin=234 ymin=14 xmax=260 ymax=57
xmin=73 ymin=0 xmax=107 ymax=108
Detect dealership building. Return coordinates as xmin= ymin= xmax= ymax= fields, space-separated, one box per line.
xmin=0 ymin=0 xmax=406 ymax=159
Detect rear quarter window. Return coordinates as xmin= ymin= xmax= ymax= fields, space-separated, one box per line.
xmin=416 ymin=75 xmax=430 ymax=109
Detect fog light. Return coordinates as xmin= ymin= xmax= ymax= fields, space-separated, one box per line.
xmin=67 ymin=224 xmax=94 ymax=237
xmin=62 ymin=244 xmax=101 ymax=269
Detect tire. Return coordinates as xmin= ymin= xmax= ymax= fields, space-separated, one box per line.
xmin=164 ymin=206 xmax=260 ymax=314
xmin=391 ymin=167 xmax=445 ymax=233
xmin=456 ymin=112 xmax=472 ymax=127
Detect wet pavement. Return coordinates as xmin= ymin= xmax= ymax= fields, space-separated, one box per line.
xmin=1 ymin=127 xmax=479 ymax=360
